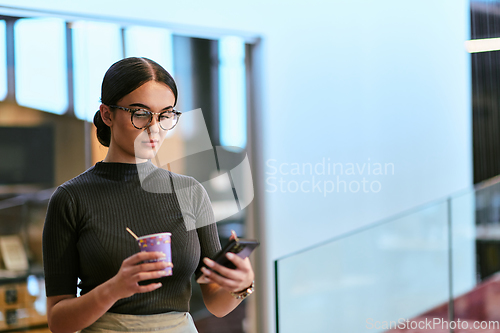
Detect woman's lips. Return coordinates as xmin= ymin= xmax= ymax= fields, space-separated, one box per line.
xmin=142 ymin=139 xmax=159 ymax=148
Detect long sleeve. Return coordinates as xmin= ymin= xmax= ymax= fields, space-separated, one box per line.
xmin=192 ymin=180 xmax=221 ymax=271
xmin=43 ymin=186 xmax=80 ymax=296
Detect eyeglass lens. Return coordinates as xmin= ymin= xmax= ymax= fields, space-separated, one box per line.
xmin=132 ymin=110 xmax=178 ymax=130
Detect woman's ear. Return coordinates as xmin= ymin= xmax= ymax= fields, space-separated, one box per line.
xmin=100 ymin=104 xmax=113 ymax=127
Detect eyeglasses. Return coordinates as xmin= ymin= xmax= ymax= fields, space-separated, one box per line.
xmin=108 ymin=105 xmax=182 ymax=130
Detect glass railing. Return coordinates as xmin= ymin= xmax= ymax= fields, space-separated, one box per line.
xmin=275 ymin=177 xmax=500 ymax=333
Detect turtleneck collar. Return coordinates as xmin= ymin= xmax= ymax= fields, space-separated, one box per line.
xmin=92 ymin=160 xmax=157 ymax=182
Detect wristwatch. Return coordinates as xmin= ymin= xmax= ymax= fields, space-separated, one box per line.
xmin=230 ymin=281 xmax=255 ymax=300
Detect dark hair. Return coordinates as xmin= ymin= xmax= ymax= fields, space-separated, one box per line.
xmin=93 ymin=57 xmax=178 ymax=147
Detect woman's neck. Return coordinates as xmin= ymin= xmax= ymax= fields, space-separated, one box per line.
xmin=103 ymin=145 xmax=149 ymax=164
xmin=103 ymin=156 xmax=149 ymax=164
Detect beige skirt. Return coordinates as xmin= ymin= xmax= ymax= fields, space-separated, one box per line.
xmin=80 ymin=311 xmax=198 ymax=333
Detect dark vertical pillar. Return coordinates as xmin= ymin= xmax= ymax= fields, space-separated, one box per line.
xmin=191 ymin=37 xmax=220 ymax=146
xmin=5 ymin=18 xmax=15 ymax=102
xmin=471 ymin=1 xmax=500 ymax=184
xmin=66 ymin=22 xmax=74 ymax=116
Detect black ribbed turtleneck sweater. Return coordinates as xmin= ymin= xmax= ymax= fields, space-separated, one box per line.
xmin=42 ymin=161 xmax=221 ymax=315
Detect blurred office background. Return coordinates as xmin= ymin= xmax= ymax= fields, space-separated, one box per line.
xmin=1 ymin=0 xmax=500 ymax=332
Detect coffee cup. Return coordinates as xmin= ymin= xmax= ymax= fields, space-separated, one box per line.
xmin=137 ymin=232 xmax=172 ymax=276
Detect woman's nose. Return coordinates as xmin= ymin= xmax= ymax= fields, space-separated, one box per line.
xmin=147 ymin=116 xmax=161 ymax=133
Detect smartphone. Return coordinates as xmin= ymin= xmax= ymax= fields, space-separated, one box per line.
xmin=196 ymin=238 xmax=260 ymax=283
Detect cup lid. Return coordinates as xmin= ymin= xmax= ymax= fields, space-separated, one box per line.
xmin=137 ymin=232 xmax=172 ymax=240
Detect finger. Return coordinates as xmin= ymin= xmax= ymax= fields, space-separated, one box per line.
xmin=224 ymin=252 xmax=250 ymax=271
xmin=134 ymin=270 xmax=170 ymax=282
xmin=203 ymin=258 xmax=240 ymax=280
xmin=124 ymin=251 xmax=166 ymax=265
xmin=129 ymin=261 xmax=170 ymax=274
xmin=229 ymin=230 xmax=237 ymax=241
xmin=136 ymin=282 xmax=162 ymax=293
xmin=201 ymin=267 xmax=239 ymax=290
xmin=197 ymin=275 xmax=211 ymax=284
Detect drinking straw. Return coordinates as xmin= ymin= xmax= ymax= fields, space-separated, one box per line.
xmin=126 ymin=227 xmax=139 ymax=240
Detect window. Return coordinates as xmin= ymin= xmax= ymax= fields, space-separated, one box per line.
xmin=14 ymin=18 xmax=68 ymax=114
xmin=72 ymin=21 xmax=122 ymax=122
xmin=124 ymin=26 xmax=174 ymax=75
xmin=0 ymin=21 xmax=7 ymax=101
xmin=219 ymin=36 xmax=246 ymax=148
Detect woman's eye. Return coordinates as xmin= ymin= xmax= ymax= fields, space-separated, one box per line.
xmin=134 ymin=111 xmax=150 ymax=118
xmin=160 ymin=112 xmax=173 ymax=119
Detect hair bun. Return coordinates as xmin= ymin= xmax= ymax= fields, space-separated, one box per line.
xmin=93 ymin=110 xmax=111 ymax=147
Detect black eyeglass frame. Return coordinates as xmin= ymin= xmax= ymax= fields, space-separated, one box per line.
xmin=108 ymin=105 xmax=182 ymax=130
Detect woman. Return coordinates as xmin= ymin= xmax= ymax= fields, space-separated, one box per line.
xmin=42 ymin=57 xmax=255 ymax=333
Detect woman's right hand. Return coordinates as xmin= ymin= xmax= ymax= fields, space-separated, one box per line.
xmin=106 ymin=251 xmax=170 ymax=300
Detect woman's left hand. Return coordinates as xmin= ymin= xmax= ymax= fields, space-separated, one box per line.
xmin=199 ymin=231 xmax=254 ymax=293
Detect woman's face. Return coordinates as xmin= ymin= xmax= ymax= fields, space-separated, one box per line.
xmin=102 ymin=80 xmax=176 ymax=163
